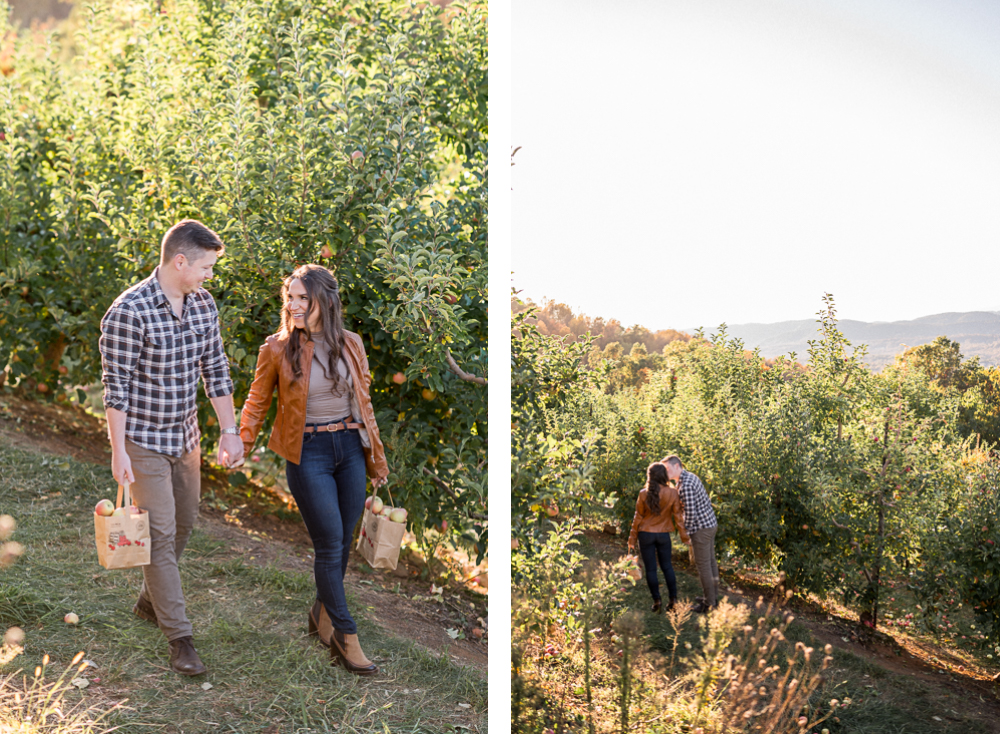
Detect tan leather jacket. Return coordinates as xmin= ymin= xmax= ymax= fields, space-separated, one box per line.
xmin=239 ymin=329 xmax=388 ymax=478
xmin=628 ymin=483 xmax=690 ymax=549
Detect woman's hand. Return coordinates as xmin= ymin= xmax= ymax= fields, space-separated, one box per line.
xmin=372 ymin=475 xmax=388 ymax=489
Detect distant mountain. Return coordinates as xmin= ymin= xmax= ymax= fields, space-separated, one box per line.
xmin=696 ymin=312 xmax=1000 ymax=369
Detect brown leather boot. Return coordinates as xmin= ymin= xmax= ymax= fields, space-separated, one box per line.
xmin=330 ymin=630 xmax=378 ymax=676
xmin=133 ymin=594 xmax=157 ymax=625
xmin=307 ymin=599 xmax=333 ymax=647
xmin=168 ymin=636 xmax=207 ymax=676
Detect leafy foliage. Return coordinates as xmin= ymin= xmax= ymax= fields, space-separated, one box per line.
xmin=527 ymin=293 xmax=1000 ymax=646
xmin=0 ymin=0 xmax=486 ymax=550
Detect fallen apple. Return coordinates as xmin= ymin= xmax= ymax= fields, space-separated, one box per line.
xmin=3 ymin=627 xmax=25 ymax=646
xmin=94 ymin=499 xmax=115 ymax=517
xmin=0 ymin=514 xmax=15 ymax=539
xmin=370 ymin=497 xmax=384 ymax=515
xmin=388 ymin=507 xmax=407 ymax=524
xmin=64 ymin=612 xmax=79 ymax=625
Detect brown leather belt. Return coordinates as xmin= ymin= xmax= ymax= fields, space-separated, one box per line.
xmin=306 ymin=418 xmax=364 ymax=434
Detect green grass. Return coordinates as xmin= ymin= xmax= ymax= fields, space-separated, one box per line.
xmin=0 ymin=444 xmax=486 ymax=733
xmin=562 ymin=526 xmax=998 ymax=734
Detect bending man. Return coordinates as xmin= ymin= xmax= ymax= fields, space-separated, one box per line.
xmin=662 ymin=454 xmax=720 ymax=613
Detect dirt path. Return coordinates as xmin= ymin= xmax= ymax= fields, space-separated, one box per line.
xmin=0 ymin=392 xmax=487 ymax=673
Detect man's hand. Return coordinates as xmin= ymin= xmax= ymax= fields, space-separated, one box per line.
xmin=219 ymin=433 xmax=244 ymax=468
xmin=112 ymin=448 xmax=135 ymax=486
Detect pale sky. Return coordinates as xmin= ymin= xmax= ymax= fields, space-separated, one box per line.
xmin=512 ymin=0 xmax=1000 ymax=332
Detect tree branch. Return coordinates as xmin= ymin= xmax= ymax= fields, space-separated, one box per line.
xmin=423 ymin=466 xmax=486 ymax=521
xmin=445 ymin=348 xmax=486 ymax=386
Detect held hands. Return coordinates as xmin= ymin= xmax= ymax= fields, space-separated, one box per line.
xmin=219 ymin=433 xmax=245 ymax=469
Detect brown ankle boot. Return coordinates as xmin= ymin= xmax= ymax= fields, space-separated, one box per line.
xmin=168 ymin=636 xmax=207 ymax=676
xmin=307 ymin=599 xmax=333 ymax=647
xmin=330 ymin=630 xmax=378 ymax=676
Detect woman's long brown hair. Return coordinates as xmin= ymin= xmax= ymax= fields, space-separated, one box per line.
xmin=281 ymin=263 xmax=347 ymax=395
xmin=644 ymin=462 xmax=668 ymax=515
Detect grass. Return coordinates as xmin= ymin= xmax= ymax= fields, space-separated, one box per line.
xmin=513 ymin=525 xmax=999 ymax=733
xmin=0 ymin=443 xmax=486 ymax=733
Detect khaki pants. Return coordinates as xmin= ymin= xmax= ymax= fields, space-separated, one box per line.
xmin=126 ymin=440 xmax=201 ymax=641
xmin=690 ymin=525 xmax=720 ymax=606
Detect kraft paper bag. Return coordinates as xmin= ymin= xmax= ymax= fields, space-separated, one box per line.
xmin=95 ymin=481 xmax=150 ymax=570
xmin=356 ymin=487 xmax=405 ymax=570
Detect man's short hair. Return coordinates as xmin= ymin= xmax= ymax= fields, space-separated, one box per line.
xmin=662 ymin=454 xmax=683 ymax=468
xmin=161 ymin=220 xmax=224 ymax=265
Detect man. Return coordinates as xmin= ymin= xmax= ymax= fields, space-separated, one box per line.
xmin=99 ymin=219 xmax=244 ymax=675
xmin=662 ymin=454 xmax=720 ymax=613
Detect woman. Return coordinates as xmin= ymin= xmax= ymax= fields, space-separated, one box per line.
xmin=627 ymin=462 xmax=690 ymax=612
xmin=240 ymin=263 xmax=389 ymax=675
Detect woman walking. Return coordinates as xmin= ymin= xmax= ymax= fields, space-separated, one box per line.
xmin=240 ymin=263 xmax=388 ymax=675
xmin=627 ymin=463 xmax=690 ymax=612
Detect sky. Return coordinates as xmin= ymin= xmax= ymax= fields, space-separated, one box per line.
xmin=512 ymin=0 xmax=1000 ymax=332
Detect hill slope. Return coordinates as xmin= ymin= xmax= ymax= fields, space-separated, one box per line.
xmin=703 ymin=311 xmax=1000 ymax=368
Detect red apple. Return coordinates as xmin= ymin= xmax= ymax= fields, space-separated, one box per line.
xmin=351 ymin=150 xmax=364 ymax=161
xmin=94 ymin=499 xmax=115 ymax=517
xmin=392 ymin=372 xmax=406 ymax=385
xmin=320 ymin=245 xmax=333 ymax=258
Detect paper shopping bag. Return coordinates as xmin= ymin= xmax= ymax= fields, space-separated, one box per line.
xmin=95 ymin=481 xmax=151 ymax=569
xmin=355 ymin=487 xmax=406 ymax=570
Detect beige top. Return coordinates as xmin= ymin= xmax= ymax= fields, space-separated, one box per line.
xmin=305 ymin=340 xmax=353 ymax=423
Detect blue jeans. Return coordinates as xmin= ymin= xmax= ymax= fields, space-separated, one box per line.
xmin=638 ymin=531 xmax=677 ymax=602
xmin=285 ymin=428 xmax=368 ymax=634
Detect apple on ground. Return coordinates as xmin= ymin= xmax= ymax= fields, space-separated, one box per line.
xmin=94 ymin=499 xmax=115 ymax=517
xmin=388 ymin=507 xmax=407 ymax=524
xmin=64 ymin=612 xmax=79 ymax=625
xmin=0 ymin=514 xmax=15 ymax=539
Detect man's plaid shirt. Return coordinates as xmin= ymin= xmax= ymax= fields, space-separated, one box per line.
xmin=99 ymin=268 xmax=233 ymax=457
xmin=677 ymin=469 xmax=717 ymax=534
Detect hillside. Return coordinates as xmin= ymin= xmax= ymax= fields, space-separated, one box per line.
xmin=705 ymin=311 xmax=1000 ymax=369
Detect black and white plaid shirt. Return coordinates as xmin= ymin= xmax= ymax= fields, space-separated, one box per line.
xmin=677 ymin=469 xmax=717 ymax=534
xmin=99 ymin=268 xmax=233 ymax=457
